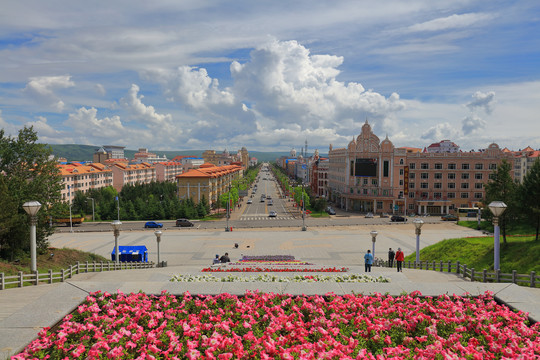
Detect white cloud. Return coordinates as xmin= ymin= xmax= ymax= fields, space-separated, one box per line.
xmin=462 ymin=114 xmax=487 ymax=135
xmin=95 ymin=84 xmax=106 ymax=96
xmin=421 ymin=122 xmax=460 ymax=142
xmin=120 ymin=84 xmax=173 ymax=125
xmin=23 ymin=75 xmax=75 ymax=112
xmin=466 ymin=91 xmax=495 ymax=114
xmin=406 ymin=13 xmax=494 ymax=33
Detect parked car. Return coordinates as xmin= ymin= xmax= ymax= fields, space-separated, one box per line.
xmin=326 ymin=207 xmax=336 ymax=215
xmin=269 ymin=210 xmax=277 ymax=217
xmin=267 ymin=200 xmax=273 ymax=205
xmin=175 ymin=219 xmax=194 ymax=227
xmin=441 ymin=214 xmax=458 ymax=221
xmin=365 ymin=212 xmax=374 ymax=218
xmin=247 ymin=199 xmax=253 ymax=204
xmin=390 ymin=215 xmax=407 ymax=222
xmin=145 ymin=221 xmax=163 ymax=228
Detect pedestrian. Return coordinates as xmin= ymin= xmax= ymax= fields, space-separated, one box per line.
xmin=212 ymin=254 xmax=220 ymax=265
xmin=364 ymin=249 xmax=373 ymax=272
xmin=388 ymin=248 xmax=395 ymax=268
xmin=395 ymin=248 xmax=404 ymax=272
xmin=220 ymin=252 xmax=230 ymax=263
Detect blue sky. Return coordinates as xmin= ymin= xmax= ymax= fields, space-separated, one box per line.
xmin=1 ymin=1 xmax=539 ymax=154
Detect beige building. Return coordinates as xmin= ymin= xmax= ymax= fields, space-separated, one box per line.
xmin=176 ymin=163 xmax=243 ymax=207
xmin=110 ymin=162 xmax=155 ymax=192
xmin=154 ymin=161 xmax=184 ymax=183
xmin=58 ymin=163 xmax=113 ymax=203
xmin=203 ymin=147 xmax=250 ymax=170
xmin=327 ymin=120 xmax=514 ymax=215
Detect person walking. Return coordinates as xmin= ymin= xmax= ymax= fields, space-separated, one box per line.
xmin=364 ymin=250 xmax=374 ymax=272
xmin=388 ymin=248 xmax=395 ymax=268
xmin=395 ymin=248 xmax=404 ymax=272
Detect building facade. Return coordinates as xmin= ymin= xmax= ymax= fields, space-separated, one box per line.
xmin=110 ymin=162 xmax=155 ymax=192
xmin=154 ymin=161 xmax=184 ymax=183
xmin=327 ymin=120 xmax=514 ymax=215
xmin=58 ymin=163 xmax=113 ymax=203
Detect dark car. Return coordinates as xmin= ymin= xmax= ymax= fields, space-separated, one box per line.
xmin=145 ymin=221 xmax=163 ymax=228
xmin=441 ymin=214 xmax=458 ymax=221
xmin=390 ymin=215 xmax=407 ymax=222
xmin=176 ymin=218 xmax=194 ymax=227
xmin=326 ymin=207 xmax=336 ymax=215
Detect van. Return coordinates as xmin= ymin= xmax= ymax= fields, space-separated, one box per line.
xmin=176 ymin=219 xmax=194 ymax=227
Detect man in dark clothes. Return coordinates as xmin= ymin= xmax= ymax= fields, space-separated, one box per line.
xmin=220 ymin=252 xmax=230 ymax=263
xmin=388 ymin=248 xmax=395 ymax=268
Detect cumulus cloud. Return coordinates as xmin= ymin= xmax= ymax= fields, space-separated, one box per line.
xmin=406 ymin=13 xmax=494 ymax=33
xmin=462 ymin=114 xmax=487 ymax=135
xmin=467 ymin=91 xmax=495 ymax=114
xmin=120 ymin=84 xmax=173 ymax=125
xmin=421 ymin=122 xmax=459 ymax=141
xmin=23 ymin=75 xmax=75 ymax=112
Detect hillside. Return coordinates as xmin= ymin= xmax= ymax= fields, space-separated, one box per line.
xmin=46 ymin=144 xmax=320 ymax=163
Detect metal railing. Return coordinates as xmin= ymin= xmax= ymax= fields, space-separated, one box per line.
xmin=0 ymin=261 xmax=154 ymax=290
xmin=375 ymin=259 xmax=538 ymax=288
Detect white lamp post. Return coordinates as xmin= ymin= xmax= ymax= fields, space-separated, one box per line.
xmin=23 ymin=201 xmax=42 ymax=273
xmin=488 ymin=201 xmax=507 ymax=271
xmin=226 ymin=184 xmax=231 ymax=232
xmin=154 ymin=230 xmax=162 ymax=266
xmin=301 ymin=183 xmax=307 ymax=231
xmin=370 ymin=230 xmax=378 ymax=259
xmin=413 ymin=218 xmax=424 ymax=264
xmin=111 ymin=220 xmax=122 ymax=265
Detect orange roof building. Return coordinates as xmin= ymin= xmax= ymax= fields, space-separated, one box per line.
xmin=176 ymin=164 xmax=243 ymax=206
xmin=58 ymin=163 xmax=113 ymax=202
xmin=111 ymin=162 xmax=155 ymax=192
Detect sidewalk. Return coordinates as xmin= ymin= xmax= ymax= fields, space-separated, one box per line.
xmin=1 ymin=265 xmax=539 ymax=359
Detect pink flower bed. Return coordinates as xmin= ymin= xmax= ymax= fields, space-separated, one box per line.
xmin=202 ymin=266 xmax=348 ymax=272
xmin=14 ymin=291 xmax=540 ymax=359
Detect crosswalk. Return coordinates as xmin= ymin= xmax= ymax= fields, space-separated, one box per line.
xmin=240 ymin=215 xmax=294 ymax=221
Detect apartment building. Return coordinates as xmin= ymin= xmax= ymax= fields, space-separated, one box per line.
xmin=202 ymin=147 xmax=250 ymax=170
xmin=110 ymin=162 xmax=155 ymax=192
xmin=510 ymin=146 xmax=540 ymax=183
xmin=58 ymin=162 xmax=113 ymax=202
xmin=327 ymin=120 xmax=514 ymax=215
xmin=176 ymin=163 xmax=243 ymax=207
xmin=154 ymin=161 xmax=184 ymax=182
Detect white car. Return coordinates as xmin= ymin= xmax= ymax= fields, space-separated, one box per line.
xmin=269 ymin=211 xmax=277 ymax=217
xmin=247 ymin=199 xmax=252 ymax=204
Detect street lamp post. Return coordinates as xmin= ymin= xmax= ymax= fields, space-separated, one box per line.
xmin=225 ymin=184 xmax=231 ymax=232
xmin=87 ymin=197 xmax=95 ymax=222
xmin=413 ymin=219 xmax=424 ymax=265
xmin=489 ymin=201 xmax=507 ymax=271
xmin=301 ymin=183 xmax=307 ymax=231
xmin=370 ymin=230 xmax=378 ymax=259
xmin=111 ymin=220 xmax=122 ymax=265
xmin=154 ymin=230 xmax=162 ymax=267
xmin=23 ymin=201 xmax=42 ymax=273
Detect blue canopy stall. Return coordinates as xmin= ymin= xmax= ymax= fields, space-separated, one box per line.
xmin=111 ymin=245 xmax=149 ymax=263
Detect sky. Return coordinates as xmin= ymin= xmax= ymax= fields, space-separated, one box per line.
xmin=1 ymin=1 xmax=539 ymax=154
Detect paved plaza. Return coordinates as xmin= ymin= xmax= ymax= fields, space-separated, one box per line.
xmin=1 ymin=223 xmax=539 ymax=358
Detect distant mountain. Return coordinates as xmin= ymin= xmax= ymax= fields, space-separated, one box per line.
xmin=45 ymin=144 xmax=320 ymax=163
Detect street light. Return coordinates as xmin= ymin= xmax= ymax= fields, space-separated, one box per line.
xmin=370 ymin=230 xmax=378 ymax=259
xmin=111 ymin=220 xmax=122 ymax=265
xmin=225 ymin=184 xmax=231 ymax=232
xmin=301 ymin=182 xmax=307 ymax=231
xmin=23 ymin=201 xmax=42 ymax=273
xmin=413 ymin=218 xmax=424 ymax=264
xmin=154 ymin=230 xmax=162 ymax=267
xmin=87 ymin=197 xmax=95 ymax=222
xmin=488 ymin=201 xmax=507 ymax=271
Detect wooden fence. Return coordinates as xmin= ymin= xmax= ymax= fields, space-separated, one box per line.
xmin=0 ymin=261 xmax=154 ymax=290
xmin=375 ymin=259 xmax=538 ymax=288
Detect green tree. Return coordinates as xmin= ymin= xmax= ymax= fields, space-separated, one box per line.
xmin=519 ymin=158 xmax=540 ymax=240
xmin=484 ymin=160 xmax=518 ymax=245
xmin=0 ymin=126 xmax=62 ymax=260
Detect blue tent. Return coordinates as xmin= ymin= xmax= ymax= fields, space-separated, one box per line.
xmin=111 ymin=245 xmax=149 ymax=263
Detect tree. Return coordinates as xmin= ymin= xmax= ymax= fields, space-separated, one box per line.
xmin=0 ymin=126 xmax=63 ymax=260
xmin=483 ymin=160 xmax=518 ymax=245
xmin=519 ymin=158 xmax=540 ymax=240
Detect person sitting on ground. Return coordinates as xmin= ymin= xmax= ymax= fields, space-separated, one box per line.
xmin=212 ymin=254 xmax=220 ymax=264
xmin=220 ymin=252 xmax=230 ymax=263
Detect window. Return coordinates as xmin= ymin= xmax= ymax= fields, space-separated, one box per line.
xmin=475 ymin=183 xmax=483 ymax=189
xmin=409 ymin=163 xmax=416 ymax=170
xmin=474 ymin=193 xmax=483 ymax=199
xmin=461 ymin=173 xmax=470 ymax=180
xmin=377 ymin=201 xmax=383 ymax=209
xmin=434 ymin=192 xmax=442 ymax=198
xmin=475 ymin=173 xmax=483 ymax=180
xmin=363 ymin=178 xmax=368 ymax=185
xmin=409 ymin=182 xmax=415 ymax=189
xmin=434 ymin=173 xmax=442 ymax=179
xmin=447 ymin=192 xmax=456 ymax=199
xmin=461 ymin=163 xmax=470 ymax=170
xmin=363 ymin=188 xmax=368 ymax=195
xmin=399 ymin=159 xmax=404 ymax=165
xmin=409 ymin=173 xmax=415 ymax=179
xmin=448 ymin=163 xmax=456 ymax=170
xmin=372 ymin=179 xmax=378 ymax=186
xmin=434 ymin=183 xmax=442 ymax=189
xmin=448 ymin=173 xmax=456 ymax=179
xmin=461 ymin=192 xmax=469 ymax=198
xmin=409 ymin=192 xmax=415 ymax=198
xmin=399 ymin=180 xmax=403 ymax=186
xmin=383 ymin=160 xmax=389 ymax=177
xmin=421 ymin=163 xmax=429 ymax=169
xmin=434 ymin=163 xmax=443 ymax=170
xmin=489 ymin=163 xmax=497 ymax=170
xmin=409 ymin=204 xmax=415 ymax=210
xmin=421 ymin=173 xmax=429 ymax=179
xmin=421 ymin=192 xmax=429 ymax=198
xmin=448 ymin=183 xmax=456 ymax=189
xmin=420 ymin=182 xmax=428 ymax=189
xmin=461 ymin=183 xmax=469 ymax=189
xmin=475 ymin=163 xmax=483 ymax=170
xmin=399 ymin=168 xmax=404 ymax=175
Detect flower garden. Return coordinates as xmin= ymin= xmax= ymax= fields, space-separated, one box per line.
xmin=205 ymin=255 xmax=348 ymax=273
xmin=14 ymin=291 xmax=540 ymax=359
xmin=170 ymin=273 xmax=389 ymax=283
